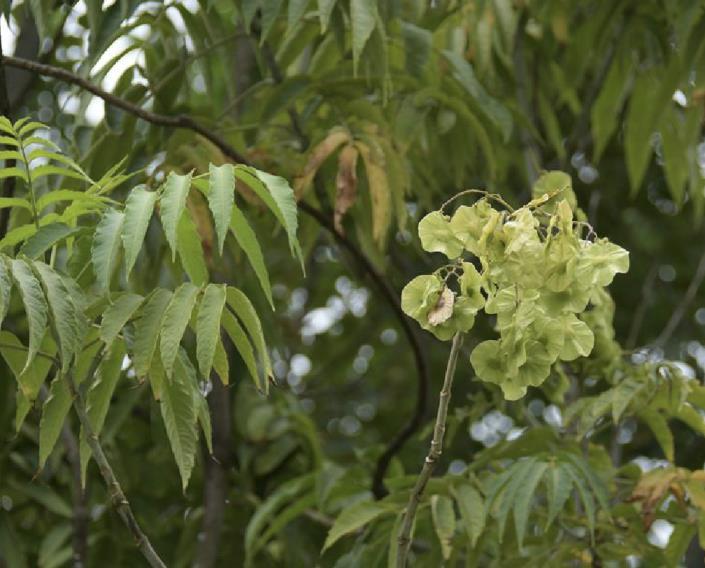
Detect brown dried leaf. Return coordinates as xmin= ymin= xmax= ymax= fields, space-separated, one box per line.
xmin=428 ymin=287 xmax=455 ymax=326
xmin=334 ymin=145 xmax=359 ymax=233
xmin=356 ymin=141 xmax=391 ymax=248
xmin=294 ymin=129 xmax=350 ymax=198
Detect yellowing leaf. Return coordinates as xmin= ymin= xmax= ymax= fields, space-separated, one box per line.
xmin=333 ymin=144 xmax=359 ymax=233
xmin=356 ymin=141 xmax=390 ymax=247
xmin=294 ymin=129 xmax=350 ymax=198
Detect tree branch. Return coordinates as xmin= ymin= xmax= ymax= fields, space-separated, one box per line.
xmin=396 ymin=333 xmax=463 ymax=567
xmin=2 ymin=51 xmax=431 ymax=499
xmin=64 ymin=371 xmax=167 ymax=568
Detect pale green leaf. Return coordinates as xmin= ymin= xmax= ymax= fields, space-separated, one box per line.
xmin=11 ymin=258 xmax=48 ymax=372
xmin=317 ymin=0 xmax=336 ymax=32
xmin=323 ymin=500 xmax=394 ymax=551
xmin=20 ymin=223 xmax=84 ymax=259
xmin=133 ymin=289 xmax=172 ymax=378
xmin=100 ymin=293 xmax=144 ymax=347
xmin=160 ymin=283 xmax=200 ymax=378
xmin=220 ymin=309 xmax=259 ymax=389
xmin=159 ymin=171 xmax=192 ymax=261
xmin=229 ymin=203 xmax=273 ymax=308
xmin=122 ymin=186 xmax=157 ymax=277
xmin=452 ymin=484 xmax=485 ymax=547
xmin=160 ymin=350 xmax=198 ymax=490
xmin=226 ymin=287 xmax=272 ymax=391
xmin=514 ymin=461 xmax=547 ymax=548
xmin=234 ymin=166 xmax=303 ymax=269
xmin=431 ymin=494 xmax=456 ymax=560
xmin=418 ymin=211 xmax=463 ymax=258
xmin=176 ymin=211 xmax=208 ymax=286
xmin=79 ymin=341 xmax=125 ymax=484
xmin=208 ymin=163 xmax=235 ymax=255
xmin=38 ymin=374 xmax=72 ymax=470
xmin=350 ymin=0 xmax=377 ymax=74
xmin=196 ymin=284 xmax=226 ymax=379
xmin=91 ymin=208 xmax=125 ymax=290
xmin=33 ymin=262 xmax=83 ymax=371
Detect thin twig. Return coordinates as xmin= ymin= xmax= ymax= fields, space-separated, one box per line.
xmin=654 ymin=246 xmax=705 ymax=348
xmin=626 ymin=263 xmax=658 ymax=349
xmin=396 ymin=333 xmax=464 ymax=567
xmin=64 ymin=370 xmax=167 ymax=568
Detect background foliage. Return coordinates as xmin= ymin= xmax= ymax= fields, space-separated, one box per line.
xmin=1 ymin=0 xmax=705 ymax=566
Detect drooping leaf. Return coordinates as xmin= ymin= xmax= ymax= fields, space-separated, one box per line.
xmin=356 ymin=141 xmax=390 ymax=247
xmin=38 ymin=374 xmax=72 ymax=470
xmin=79 ymin=341 xmax=125 ymax=484
xmin=294 ymin=129 xmax=350 ymax=197
xmin=159 ymin=283 xmax=200 ymax=378
xmin=10 ymin=259 xmax=48 ymax=372
xmin=220 ymin=309 xmax=259 ymax=389
xmin=19 ymin=223 xmax=83 ymax=260
xmin=545 ymin=462 xmax=573 ymax=528
xmin=33 ymin=262 xmax=83 ymax=371
xmin=513 ymin=461 xmax=547 ymax=548
xmin=91 ymin=208 xmax=125 ymax=291
xmin=234 ymin=166 xmax=304 ymax=269
xmin=431 ymin=494 xmax=456 ymax=560
xmin=0 ymin=255 xmax=12 ymax=329
xmin=334 ymin=144 xmax=359 ymax=233
xmin=196 ymin=284 xmax=226 ymax=379
xmin=176 ymin=211 xmax=209 ymax=286
xmin=100 ymin=293 xmax=144 ymax=347
xmin=229 ymin=203 xmax=273 ymax=308
xmin=208 ymin=163 xmax=235 ymax=255
xmin=323 ymin=500 xmax=395 ymax=551
xmin=350 ymin=0 xmax=377 ymax=74
xmin=122 ymin=186 xmax=157 ymax=277
xmin=452 ymin=484 xmax=485 ymax=548
xmin=160 ymin=350 xmax=198 ymax=490
xmin=159 ymin=171 xmax=193 ymax=261
xmin=133 ymin=289 xmax=173 ymax=378
xmin=226 ymin=287 xmax=272 ymax=390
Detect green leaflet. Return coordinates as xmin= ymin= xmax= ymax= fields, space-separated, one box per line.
xmin=0 ymin=255 xmax=12 ymax=328
xmin=208 ymin=163 xmax=235 ymax=255
xmin=159 ymin=283 xmax=200 ymax=378
xmin=323 ymin=500 xmax=395 ymax=551
xmin=229 ymin=203 xmax=274 ymax=309
xmin=133 ymin=288 xmax=172 ymax=378
xmin=38 ymin=374 xmax=72 ymax=470
xmin=160 ymin=350 xmax=199 ymax=490
xmin=317 ymin=0 xmax=337 ymax=32
xmin=244 ymin=474 xmax=315 ymax=563
xmin=196 ymin=284 xmax=226 ymax=379
xmin=513 ymin=461 xmax=548 ymax=548
xmin=33 ymin=262 xmax=83 ymax=372
xmin=545 ymin=462 xmax=573 ymax=528
xmin=564 ymin=462 xmax=597 ymax=542
xmin=220 ymin=309 xmax=259 ymax=389
xmin=11 ymin=259 xmax=49 ymax=372
xmin=234 ymin=166 xmax=304 ymax=270
xmin=79 ymin=341 xmax=125 ymax=485
xmin=0 ymin=331 xmax=55 ymax=431
xmin=212 ymin=338 xmax=229 ymax=385
xmin=100 ymin=293 xmax=144 ymax=347
xmin=19 ymin=223 xmax=84 ymax=260
xmin=451 ymin=483 xmax=485 ymax=548
xmin=226 ymin=287 xmax=272 ymax=391
xmin=350 ymin=0 xmax=377 ymax=74
xmin=639 ymin=408 xmax=675 ymax=461
xmin=431 ymin=495 xmax=456 ymax=560
xmin=159 ymin=171 xmax=193 ymax=261
xmin=91 ymin=208 xmax=125 ymax=291
xmin=122 ymin=186 xmax=157 ymax=277
xmin=176 ymin=210 xmax=208 ymax=286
